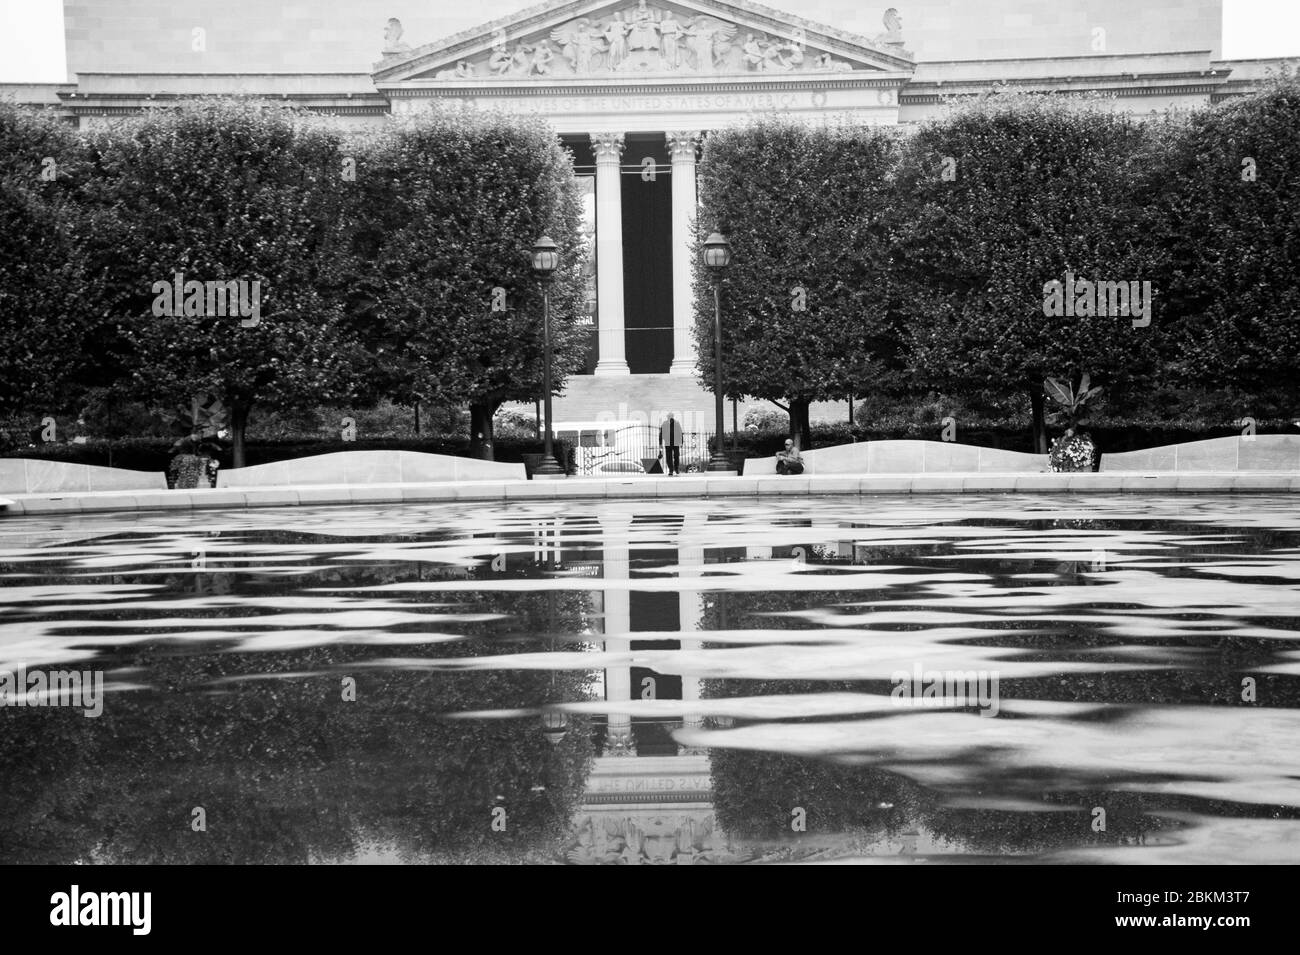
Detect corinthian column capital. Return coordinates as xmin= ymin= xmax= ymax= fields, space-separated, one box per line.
xmin=590 ymin=131 xmax=625 ymax=161
xmin=666 ymin=130 xmax=703 ymax=163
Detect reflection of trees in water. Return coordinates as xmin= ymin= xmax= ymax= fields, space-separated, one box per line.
xmin=698 ymin=568 xmax=1291 ymax=855
xmin=0 ymin=546 xmax=599 ymax=864
xmin=700 ymin=568 xmax=1300 ymax=709
xmin=703 ymin=679 xmax=1185 ymax=856
xmin=707 ymin=736 xmax=931 ymax=842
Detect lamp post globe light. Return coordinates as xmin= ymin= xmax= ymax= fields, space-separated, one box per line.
xmin=702 ymin=232 xmax=734 ymax=473
xmin=530 ymin=236 xmax=566 ymax=478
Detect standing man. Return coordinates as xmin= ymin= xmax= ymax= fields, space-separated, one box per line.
xmin=659 ymin=412 xmax=683 ymax=476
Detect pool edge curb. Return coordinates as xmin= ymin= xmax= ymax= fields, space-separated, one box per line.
xmin=2 ymin=472 xmax=1297 ymax=516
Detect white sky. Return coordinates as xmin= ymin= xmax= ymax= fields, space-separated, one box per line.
xmin=0 ymin=0 xmax=1296 ymax=81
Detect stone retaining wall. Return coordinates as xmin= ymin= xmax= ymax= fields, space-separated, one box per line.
xmin=1100 ymin=434 xmax=1300 ymax=471
xmin=742 ymin=440 xmax=1046 ymax=475
xmin=0 ymin=458 xmax=167 ymax=494
xmin=216 ymin=449 xmax=525 ymax=486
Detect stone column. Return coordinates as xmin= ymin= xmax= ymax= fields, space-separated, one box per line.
xmin=591 ymin=132 xmax=629 ymax=376
xmin=667 ymin=131 xmax=703 ymax=375
xmin=676 ymin=512 xmax=707 ymax=755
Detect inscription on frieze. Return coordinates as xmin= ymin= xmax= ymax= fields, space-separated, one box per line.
xmin=424 ymin=89 xmax=898 ymax=115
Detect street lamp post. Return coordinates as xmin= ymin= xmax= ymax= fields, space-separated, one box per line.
xmin=530 ymin=236 xmax=566 ymax=478
xmin=702 ymin=232 xmax=733 ymax=472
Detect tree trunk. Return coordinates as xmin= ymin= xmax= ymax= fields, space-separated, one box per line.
xmin=1030 ymin=388 xmax=1048 ymax=455
xmin=790 ymin=397 xmax=812 ymax=451
xmin=469 ymin=400 xmax=496 ymax=460
xmin=230 ymin=401 xmax=250 ymax=470
xmin=414 ymin=402 xmax=422 ymax=437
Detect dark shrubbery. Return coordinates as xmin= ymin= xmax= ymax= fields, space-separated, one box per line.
xmin=0 ymin=434 xmax=573 ymax=476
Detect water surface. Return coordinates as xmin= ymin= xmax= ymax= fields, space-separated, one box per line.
xmin=2 ymin=495 xmax=1298 ymax=864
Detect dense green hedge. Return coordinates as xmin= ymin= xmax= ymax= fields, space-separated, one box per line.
xmin=1 ymin=435 xmax=575 ymax=475
xmin=0 ymin=99 xmax=586 ymax=468
xmin=694 ymin=78 xmax=1300 ymax=453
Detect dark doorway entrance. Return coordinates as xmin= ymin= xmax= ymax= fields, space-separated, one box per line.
xmin=621 ymin=134 xmax=674 ymax=374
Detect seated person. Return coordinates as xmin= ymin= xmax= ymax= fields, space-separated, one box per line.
xmin=775 ymin=439 xmax=804 ymax=475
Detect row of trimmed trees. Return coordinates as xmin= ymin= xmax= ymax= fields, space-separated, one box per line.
xmin=5 ymin=79 xmax=1298 ymax=462
xmin=693 ymin=77 xmax=1300 ymax=451
xmin=1 ymin=99 xmax=586 ymax=466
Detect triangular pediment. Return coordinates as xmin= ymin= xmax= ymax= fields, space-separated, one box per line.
xmin=373 ymin=0 xmax=915 ymax=85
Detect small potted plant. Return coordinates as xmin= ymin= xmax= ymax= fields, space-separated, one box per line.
xmin=1045 ymin=374 xmax=1102 ymax=472
xmin=161 ymin=396 xmax=230 ymax=489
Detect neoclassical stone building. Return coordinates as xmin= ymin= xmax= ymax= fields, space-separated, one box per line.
xmin=5 ymin=0 xmax=1293 ymax=421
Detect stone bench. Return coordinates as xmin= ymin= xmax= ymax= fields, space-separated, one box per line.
xmin=216 ymin=449 xmax=526 ymax=486
xmin=742 ymin=440 xmax=1047 ymax=476
xmin=0 ymin=458 xmax=167 ymax=494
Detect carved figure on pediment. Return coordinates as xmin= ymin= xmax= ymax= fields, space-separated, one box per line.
xmin=681 ymin=16 xmax=735 ymax=72
xmin=552 ymin=19 xmax=606 ymax=74
xmin=488 ymin=39 xmax=513 ymax=75
xmin=382 ymin=18 xmax=411 ymax=55
xmin=659 ymin=10 xmax=683 ymax=69
xmin=619 ymin=819 xmax=647 ymax=864
xmin=509 ymin=42 xmax=533 ymax=75
xmin=742 ymin=33 xmax=764 ymax=70
xmin=532 ymin=40 xmax=556 ymax=75
xmin=579 ymin=29 xmax=606 ymax=73
xmin=564 ymin=816 xmax=626 ymax=864
xmin=761 ymin=38 xmax=803 ymax=71
xmin=813 ymin=51 xmax=852 ymax=72
xmin=626 ymin=0 xmax=660 ymax=52
xmin=603 ymin=12 xmax=629 ymax=68
xmin=565 ymin=816 xmax=598 ymax=863
xmin=435 ymin=60 xmax=477 ymax=80
xmin=673 ymin=816 xmax=704 ymax=861
xmin=643 ymin=832 xmax=678 ymax=863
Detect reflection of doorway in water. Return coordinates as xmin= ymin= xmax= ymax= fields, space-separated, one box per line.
xmin=630 ymin=561 xmax=682 ymax=754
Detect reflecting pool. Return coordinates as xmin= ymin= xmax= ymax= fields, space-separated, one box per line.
xmin=2 ymin=495 xmax=1299 ymax=864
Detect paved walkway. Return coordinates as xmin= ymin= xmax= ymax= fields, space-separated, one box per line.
xmin=1 ymin=472 xmax=1297 ymax=516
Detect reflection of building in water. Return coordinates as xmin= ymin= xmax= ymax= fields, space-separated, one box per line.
xmin=565 ymin=755 xmax=748 ymax=864
xmin=543 ymin=511 xmax=995 ymax=862
xmin=596 ymin=512 xmax=704 ymax=758
xmin=561 ymin=511 xmax=744 ymax=863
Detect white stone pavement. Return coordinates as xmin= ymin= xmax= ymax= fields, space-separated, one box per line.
xmin=0 ymin=472 xmax=1297 ymax=516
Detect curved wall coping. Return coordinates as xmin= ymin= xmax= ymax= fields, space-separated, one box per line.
xmin=742 ymin=440 xmax=1047 ymax=475
xmin=216 ymin=449 xmax=526 ymax=487
xmin=1100 ymin=434 xmax=1300 ymax=472
xmin=0 ymin=458 xmax=167 ymax=494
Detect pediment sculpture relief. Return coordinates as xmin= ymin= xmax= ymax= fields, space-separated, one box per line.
xmin=563 ymin=814 xmax=753 ymax=865
xmin=424 ymin=1 xmax=861 ymax=80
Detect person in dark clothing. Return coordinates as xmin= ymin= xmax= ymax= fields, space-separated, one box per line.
xmin=659 ymin=412 xmax=683 ymax=475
